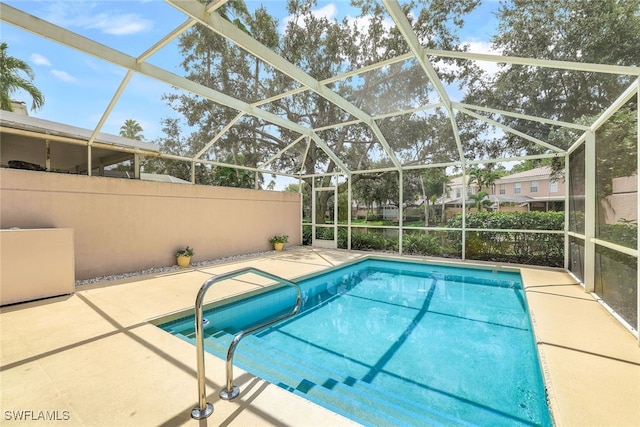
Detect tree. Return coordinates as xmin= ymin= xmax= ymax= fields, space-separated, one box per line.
xmin=292 ymin=0 xmax=478 ymax=221
xmin=463 ymin=0 xmax=640 ymax=159
xmin=510 ymin=158 xmax=552 ymax=174
xmin=163 ymin=0 xmax=479 ymax=207
xmin=162 ymin=1 xmax=283 ymax=189
xmin=119 ymin=119 xmax=145 ymax=140
xmin=595 ymin=99 xmax=638 ymax=200
xmin=0 ymin=42 xmax=44 ymax=112
xmin=211 ymin=154 xmax=254 ymax=188
xmin=144 ymin=118 xmax=192 ymax=181
xmin=420 ymin=169 xmax=449 ymax=225
xmin=469 ymin=190 xmax=491 ymax=212
xmin=467 ymin=167 xmax=485 ymax=192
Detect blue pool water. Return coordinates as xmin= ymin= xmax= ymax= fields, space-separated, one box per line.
xmin=160 ymin=259 xmax=552 ymax=426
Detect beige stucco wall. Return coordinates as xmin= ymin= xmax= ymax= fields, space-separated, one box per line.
xmin=0 ymin=168 xmax=301 ymax=280
xmin=0 ymin=228 xmax=75 ymax=305
xmin=602 ymin=175 xmax=638 ymax=224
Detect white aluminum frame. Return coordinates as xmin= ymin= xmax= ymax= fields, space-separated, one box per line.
xmin=1 ymin=0 xmax=638 ymax=340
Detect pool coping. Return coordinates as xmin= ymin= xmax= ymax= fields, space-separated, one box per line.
xmin=1 ymin=247 xmax=639 ymax=426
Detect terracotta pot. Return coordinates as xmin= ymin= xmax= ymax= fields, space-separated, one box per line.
xmin=273 ymin=242 xmax=285 ymax=251
xmin=177 ymin=255 xmax=191 ymax=268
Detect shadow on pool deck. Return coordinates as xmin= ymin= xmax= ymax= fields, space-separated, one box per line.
xmin=0 ymin=248 xmax=638 ymax=426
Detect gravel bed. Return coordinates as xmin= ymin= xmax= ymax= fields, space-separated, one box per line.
xmin=75 ymin=248 xmax=299 ymax=287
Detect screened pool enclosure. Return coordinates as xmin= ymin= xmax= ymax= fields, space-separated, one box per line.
xmin=1 ymin=0 xmax=638 ymax=339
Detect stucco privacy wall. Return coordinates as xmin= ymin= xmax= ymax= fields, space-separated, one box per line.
xmin=0 ymin=168 xmax=301 ymax=280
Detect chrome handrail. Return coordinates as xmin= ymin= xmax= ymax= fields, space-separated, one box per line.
xmin=191 ymin=267 xmax=302 ymax=420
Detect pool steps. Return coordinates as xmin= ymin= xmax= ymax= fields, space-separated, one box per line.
xmin=233 ymin=332 xmax=472 ymax=427
xmin=169 ymin=323 xmax=468 ymax=426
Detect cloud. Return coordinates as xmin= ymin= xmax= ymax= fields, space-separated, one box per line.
xmin=85 ymin=13 xmax=153 ymax=36
xmin=30 ymin=54 xmax=51 ymax=67
xmin=43 ymin=2 xmax=152 ymax=36
xmin=433 ymin=39 xmax=504 ymax=79
xmin=464 ymin=39 xmax=504 ymax=75
xmin=280 ymin=3 xmax=338 ymax=32
xmin=312 ymin=4 xmax=338 ymax=20
xmin=51 ymin=69 xmax=77 ymax=83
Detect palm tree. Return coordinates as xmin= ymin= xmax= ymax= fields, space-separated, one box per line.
xmin=119 ymin=119 xmax=145 ymax=140
xmin=0 ymin=42 xmax=45 ymax=112
xmin=467 ymin=167 xmax=485 ymax=192
xmin=469 ymin=191 xmax=492 ymax=212
xmin=218 ymin=0 xmax=251 ymax=35
xmin=420 ymin=170 xmax=449 ymax=226
xmin=482 ymin=169 xmax=503 ymax=195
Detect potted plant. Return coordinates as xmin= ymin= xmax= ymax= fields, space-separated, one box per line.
xmin=175 ymin=246 xmax=194 ymax=268
xmin=269 ymin=235 xmax=289 ymax=251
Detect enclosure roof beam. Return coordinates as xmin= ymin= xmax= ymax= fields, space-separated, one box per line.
xmin=466 ymin=152 xmax=564 ymax=167
xmin=373 ymin=103 xmax=443 ymax=120
xmin=194 ymin=113 xmax=245 ymax=160
xmin=205 ymin=0 xmax=230 ymax=13
xmin=0 ymin=4 xmax=314 ymax=140
xmin=88 ymin=71 xmax=134 ymax=147
xmin=590 ymin=78 xmax=639 ymax=132
xmin=424 ymin=48 xmax=640 ymax=76
xmin=458 ymin=106 xmax=565 ymax=154
xmin=93 ymin=19 xmax=196 ymax=146
xmin=320 ymin=52 xmax=414 ymax=86
xmin=138 ymin=18 xmax=197 ymax=63
xmin=382 ymin=0 xmax=466 ymax=168
xmin=260 ymin=135 xmax=306 ymax=169
xmin=299 ymin=137 xmax=312 ymax=175
xmin=249 ymin=53 xmax=414 ymax=111
xmin=567 ymin=79 xmax=639 ymax=154
xmin=314 ymin=119 xmax=364 ymax=132
xmin=453 ymin=102 xmax=590 ymax=131
xmin=166 ymin=0 xmax=401 ymax=171
xmin=309 ymin=133 xmax=352 ymax=177
xmin=314 ymin=103 xmax=443 ymax=132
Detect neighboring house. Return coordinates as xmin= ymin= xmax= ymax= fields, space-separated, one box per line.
xmin=440 ymin=166 xmax=565 ymax=214
xmin=0 ymin=110 xmax=159 ymax=178
xmin=447 ymin=175 xmax=478 ymax=200
xmin=494 ymin=166 xmax=564 ymax=211
xmin=354 ymin=166 xmax=566 ymax=222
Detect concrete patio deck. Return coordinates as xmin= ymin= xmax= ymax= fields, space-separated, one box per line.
xmin=1 ymin=247 xmax=638 ymax=426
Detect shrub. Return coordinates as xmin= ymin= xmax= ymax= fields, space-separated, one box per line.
xmin=598 ymin=222 xmax=637 ymax=249
xmin=446 ymin=211 xmax=565 ymax=267
xmin=302 ymin=225 xmax=312 ymax=245
xmin=350 ymin=229 xmax=398 ymax=251
xmin=403 ymin=232 xmax=443 ymax=256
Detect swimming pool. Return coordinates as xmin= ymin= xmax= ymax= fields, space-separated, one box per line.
xmin=160 ymin=258 xmax=552 ymax=426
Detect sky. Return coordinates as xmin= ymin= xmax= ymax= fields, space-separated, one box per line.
xmin=2 ymin=0 xmax=502 ymax=140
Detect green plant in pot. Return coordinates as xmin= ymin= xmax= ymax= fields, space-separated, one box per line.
xmin=269 ymin=235 xmax=289 ymax=251
xmin=176 ymin=246 xmax=194 ymax=268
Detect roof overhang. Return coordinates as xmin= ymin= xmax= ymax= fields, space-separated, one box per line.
xmin=0 ymin=110 xmax=160 ymax=153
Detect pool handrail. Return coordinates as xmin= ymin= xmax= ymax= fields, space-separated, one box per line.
xmin=191 ymin=267 xmax=302 ymax=420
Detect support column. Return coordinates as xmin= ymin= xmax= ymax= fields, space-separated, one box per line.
xmin=564 ymin=153 xmax=570 ymax=271
xmin=461 ymin=169 xmax=467 ymax=260
xmin=398 ymin=169 xmax=403 ymax=255
xmin=347 ymin=176 xmax=352 ymax=251
xmin=637 ymin=87 xmax=639 ymax=345
xmin=87 ymin=145 xmax=92 ymax=176
xmin=45 ymin=140 xmax=51 ymax=171
xmin=584 ymin=131 xmax=596 ymax=293
xmin=134 ymin=154 xmax=140 ymax=179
